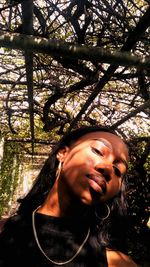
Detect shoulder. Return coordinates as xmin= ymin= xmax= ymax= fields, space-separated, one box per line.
xmin=106 ymin=249 xmax=139 ymax=267
xmin=0 ymin=218 xmax=8 ymax=233
xmin=0 ymin=214 xmax=30 ymax=235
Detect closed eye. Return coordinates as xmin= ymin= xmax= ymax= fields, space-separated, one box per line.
xmin=113 ymin=165 xmax=122 ymax=177
xmin=91 ymin=147 xmax=103 ymax=156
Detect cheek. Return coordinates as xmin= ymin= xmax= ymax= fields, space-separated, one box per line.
xmin=63 ymin=149 xmax=97 ymax=170
xmin=60 ymin=152 xmax=96 ymax=187
xmin=110 ymin=179 xmax=121 ymax=196
xmin=83 ymin=156 xmax=97 ymax=167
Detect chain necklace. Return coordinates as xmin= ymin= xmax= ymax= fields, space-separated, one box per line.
xmin=32 ymin=206 xmax=90 ymax=266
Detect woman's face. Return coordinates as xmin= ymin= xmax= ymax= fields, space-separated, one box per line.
xmin=57 ymin=131 xmax=129 ymax=206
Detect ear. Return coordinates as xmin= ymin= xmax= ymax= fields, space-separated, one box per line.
xmin=56 ymin=146 xmax=70 ymax=162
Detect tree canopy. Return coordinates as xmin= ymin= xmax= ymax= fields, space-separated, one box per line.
xmin=0 ymin=0 xmax=149 ymax=146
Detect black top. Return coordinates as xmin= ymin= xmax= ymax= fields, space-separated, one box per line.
xmin=0 ymin=212 xmax=108 ymax=267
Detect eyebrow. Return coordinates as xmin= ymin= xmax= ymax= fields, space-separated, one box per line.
xmin=92 ymin=138 xmax=128 ymax=169
xmin=92 ymin=138 xmax=113 ymax=150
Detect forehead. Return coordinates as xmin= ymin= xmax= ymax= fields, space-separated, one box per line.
xmin=74 ymin=131 xmax=129 ymax=160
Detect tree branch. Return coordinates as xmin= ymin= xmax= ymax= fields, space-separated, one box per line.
xmin=67 ymin=5 xmax=150 ymax=131
xmin=0 ymin=31 xmax=150 ymax=69
xmin=21 ymin=0 xmax=34 ymax=154
xmin=110 ymin=99 xmax=150 ymax=129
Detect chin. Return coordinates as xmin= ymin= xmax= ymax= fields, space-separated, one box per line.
xmin=79 ymin=195 xmax=93 ymax=206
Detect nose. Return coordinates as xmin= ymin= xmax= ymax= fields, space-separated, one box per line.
xmin=95 ymin=163 xmax=113 ymax=181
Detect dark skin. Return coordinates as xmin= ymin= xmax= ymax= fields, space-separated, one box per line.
xmin=38 ymin=131 xmax=138 ymax=267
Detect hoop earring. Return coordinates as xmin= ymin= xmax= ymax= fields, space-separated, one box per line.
xmin=56 ymin=161 xmax=62 ymax=180
xmin=95 ymin=204 xmax=110 ymax=220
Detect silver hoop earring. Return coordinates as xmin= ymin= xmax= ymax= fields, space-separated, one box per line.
xmin=56 ymin=161 xmax=62 ymax=180
xmin=95 ymin=204 xmax=110 ymax=220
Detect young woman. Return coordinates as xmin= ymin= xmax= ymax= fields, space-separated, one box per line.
xmin=0 ymin=126 xmax=138 ymax=267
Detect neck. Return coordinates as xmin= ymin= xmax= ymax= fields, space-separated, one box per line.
xmin=37 ymin=179 xmax=89 ymax=218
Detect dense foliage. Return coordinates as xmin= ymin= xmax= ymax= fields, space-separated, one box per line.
xmin=127 ymin=137 xmax=149 ymax=266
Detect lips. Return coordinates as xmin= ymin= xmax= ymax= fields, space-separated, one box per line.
xmin=86 ymin=174 xmax=106 ymax=194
